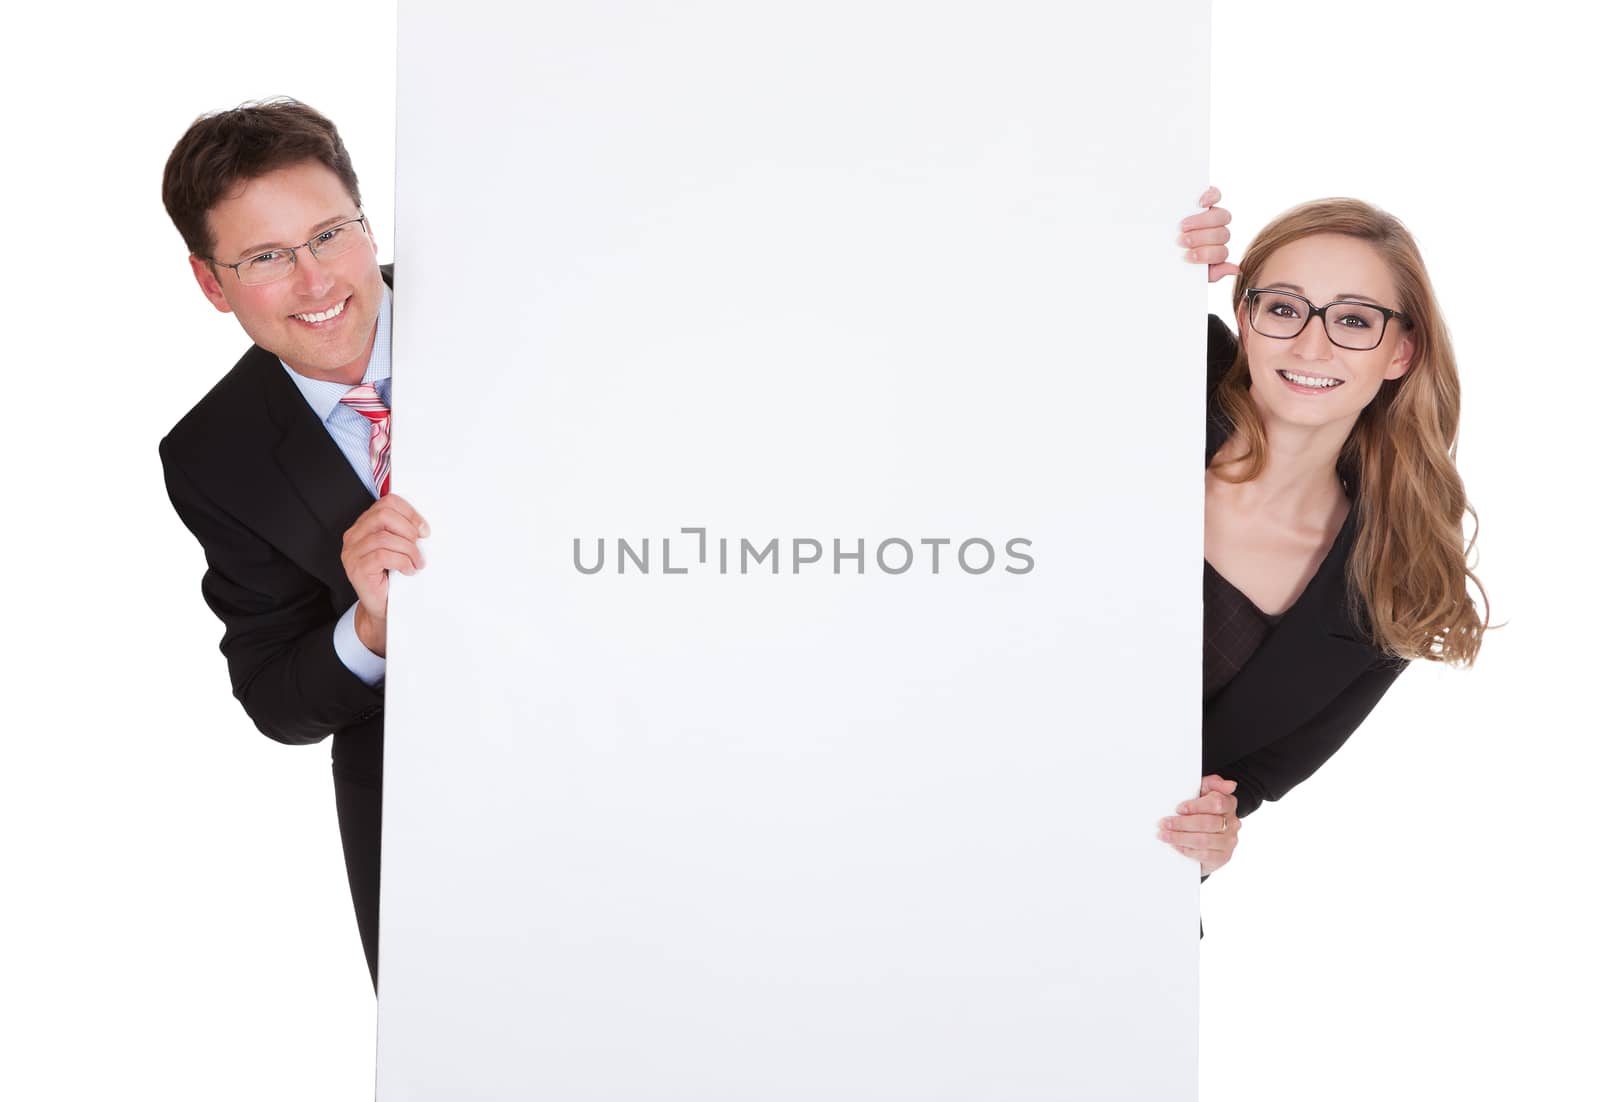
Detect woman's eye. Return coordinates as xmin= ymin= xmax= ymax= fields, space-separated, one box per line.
xmin=1268 ymin=303 xmax=1301 ymax=318
xmin=1334 ymin=312 xmax=1372 ymax=328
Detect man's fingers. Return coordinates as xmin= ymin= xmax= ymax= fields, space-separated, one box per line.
xmin=344 ymin=513 xmax=419 ymax=548
xmin=354 ymin=547 xmax=424 ymax=578
xmin=349 ymin=541 xmax=425 ymax=577
xmin=345 ymin=501 xmax=428 ymax=546
xmin=377 ymin=492 xmax=428 ymax=533
xmin=366 ymin=492 xmax=428 ymax=532
xmin=368 ymin=496 xmax=428 ymax=539
xmin=346 ymin=526 xmax=426 ymax=565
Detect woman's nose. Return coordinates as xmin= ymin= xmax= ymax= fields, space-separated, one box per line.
xmin=1292 ymin=314 xmax=1335 ymax=360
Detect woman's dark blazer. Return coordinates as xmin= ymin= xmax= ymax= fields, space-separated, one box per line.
xmin=1202 ymin=315 xmax=1410 ymax=819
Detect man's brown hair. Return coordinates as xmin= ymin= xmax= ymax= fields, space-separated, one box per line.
xmin=162 ymin=97 xmax=363 ymax=260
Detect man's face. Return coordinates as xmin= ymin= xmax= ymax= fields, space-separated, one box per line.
xmin=190 ymin=160 xmax=384 ymax=385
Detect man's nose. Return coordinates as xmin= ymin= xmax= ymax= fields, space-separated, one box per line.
xmin=289 ymin=247 xmax=337 ymax=299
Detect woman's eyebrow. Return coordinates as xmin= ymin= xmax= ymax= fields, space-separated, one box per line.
xmin=1263 ymin=281 xmax=1383 ymax=306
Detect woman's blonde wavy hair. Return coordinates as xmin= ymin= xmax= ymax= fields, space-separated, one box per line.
xmin=1211 ymin=198 xmax=1487 ymax=666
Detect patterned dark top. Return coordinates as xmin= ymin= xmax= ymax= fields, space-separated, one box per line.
xmin=1203 ymin=559 xmax=1284 ymax=703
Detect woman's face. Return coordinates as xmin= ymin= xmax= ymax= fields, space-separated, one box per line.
xmin=1236 ymin=233 xmax=1414 ymax=434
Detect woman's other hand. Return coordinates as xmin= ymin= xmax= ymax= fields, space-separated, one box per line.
xmin=1179 ymin=186 xmax=1240 ymax=283
xmin=1158 ymin=774 xmax=1241 ymax=876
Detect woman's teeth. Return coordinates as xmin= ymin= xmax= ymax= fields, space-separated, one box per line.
xmin=293 ymin=298 xmax=346 ymax=323
xmin=1279 ymin=370 xmax=1341 ymax=389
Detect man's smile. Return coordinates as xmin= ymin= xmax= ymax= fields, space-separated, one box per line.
xmin=290 ymin=295 xmax=350 ymax=326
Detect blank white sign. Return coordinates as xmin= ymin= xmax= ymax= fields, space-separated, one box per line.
xmin=383 ymin=3 xmax=1208 ymax=1098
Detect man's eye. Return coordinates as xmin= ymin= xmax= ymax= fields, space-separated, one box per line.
xmin=248 ymin=250 xmax=284 ymax=266
xmin=316 ymin=227 xmax=342 ymax=245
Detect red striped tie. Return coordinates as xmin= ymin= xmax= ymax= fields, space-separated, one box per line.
xmin=340 ymin=383 xmax=391 ymax=497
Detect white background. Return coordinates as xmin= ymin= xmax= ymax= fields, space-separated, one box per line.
xmin=1 ymin=3 xmax=1593 ymax=1100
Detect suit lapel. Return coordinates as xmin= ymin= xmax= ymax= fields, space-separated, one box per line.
xmin=267 ymin=371 xmax=374 ymax=537
xmin=240 ymin=348 xmax=374 ymax=599
xmin=261 ymin=264 xmax=394 ymax=573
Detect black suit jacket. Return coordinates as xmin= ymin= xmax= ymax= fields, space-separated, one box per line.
xmin=1201 ymin=315 xmax=1409 ymax=819
xmin=159 ymin=268 xmax=393 ymax=788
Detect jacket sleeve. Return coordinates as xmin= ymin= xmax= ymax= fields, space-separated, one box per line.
xmin=1221 ymin=657 xmax=1408 ymax=819
xmin=160 ymin=445 xmax=384 ymax=746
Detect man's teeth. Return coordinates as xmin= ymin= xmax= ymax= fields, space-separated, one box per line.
xmin=1281 ymin=370 xmax=1341 ymax=388
xmin=293 ymin=298 xmax=346 ymax=323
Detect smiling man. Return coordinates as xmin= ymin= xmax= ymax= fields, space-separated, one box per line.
xmin=159 ymin=99 xmax=426 ymax=991
xmin=191 ymin=160 xmax=386 ymax=386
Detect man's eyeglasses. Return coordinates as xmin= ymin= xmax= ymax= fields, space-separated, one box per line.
xmin=1244 ymin=287 xmax=1409 ymax=352
xmin=211 ymin=215 xmax=370 ymax=286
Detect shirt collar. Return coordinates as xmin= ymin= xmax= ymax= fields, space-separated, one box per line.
xmin=278 ymin=281 xmax=393 ymax=423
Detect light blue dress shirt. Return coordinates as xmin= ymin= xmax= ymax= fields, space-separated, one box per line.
xmin=278 ymin=282 xmax=394 ymax=688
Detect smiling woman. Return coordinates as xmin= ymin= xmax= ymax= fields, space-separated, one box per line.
xmin=1213 ymin=200 xmax=1486 ymax=664
xmin=1173 ymin=198 xmax=1489 ymax=903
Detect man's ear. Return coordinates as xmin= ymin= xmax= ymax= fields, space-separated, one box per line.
xmin=1384 ymin=332 xmax=1415 ymax=381
xmin=189 ymin=254 xmax=234 ymax=314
